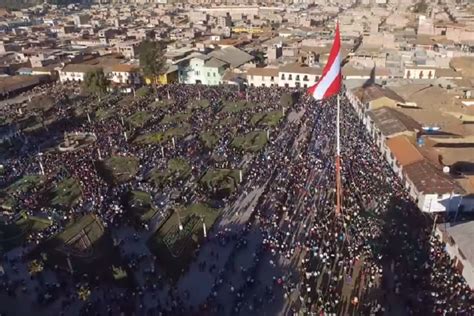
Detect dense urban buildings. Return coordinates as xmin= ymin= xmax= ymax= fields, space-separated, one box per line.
xmin=0 ymin=0 xmax=473 ymax=315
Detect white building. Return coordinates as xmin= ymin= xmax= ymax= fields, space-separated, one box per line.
xmin=278 ymin=64 xmax=322 ymax=88
xmin=179 ymin=55 xmax=228 ymax=86
xmin=247 ymin=67 xmax=279 ymax=87
xmin=436 ymin=222 xmax=474 ymax=289
xmin=105 ymin=64 xmax=141 ymax=85
xmin=59 ymin=64 xmax=102 ymax=83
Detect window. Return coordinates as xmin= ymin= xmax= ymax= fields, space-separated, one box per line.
xmin=285 ymin=83 xmax=289 ymax=88
xmin=419 ymin=71 xmax=424 ymax=79
xmin=295 ymin=75 xmax=300 ymax=81
xmin=288 ymin=74 xmax=293 ymax=80
xmin=262 ymin=83 xmax=265 ymax=87
xmin=208 ymin=72 xmax=210 ymax=77
xmin=281 ymin=74 xmax=285 ymax=80
xmin=195 ymin=71 xmax=200 ymax=75
xmin=213 ymin=73 xmax=216 ymax=77
xmin=303 ymin=75 xmax=309 ymax=81
xmin=406 ymin=70 xmax=411 ymax=79
xmin=303 ymin=84 xmax=307 ymax=88
xmin=270 ymin=76 xmax=274 ymax=81
xmin=315 ymin=76 xmax=319 ymax=81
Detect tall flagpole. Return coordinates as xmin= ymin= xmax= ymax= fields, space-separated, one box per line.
xmin=336 ymin=94 xmax=342 ymax=216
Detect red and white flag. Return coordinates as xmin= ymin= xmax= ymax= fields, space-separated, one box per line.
xmin=307 ymin=23 xmax=342 ymax=100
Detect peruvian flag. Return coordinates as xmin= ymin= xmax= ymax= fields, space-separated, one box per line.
xmin=307 ymin=23 xmax=342 ymax=100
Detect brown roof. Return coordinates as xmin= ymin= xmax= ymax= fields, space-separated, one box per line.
xmin=279 ymin=63 xmax=322 ymax=75
xmin=368 ymin=107 xmax=421 ymax=136
xmin=386 ymin=135 xmax=424 ymax=166
xmin=435 ymin=68 xmax=462 ymax=78
xmin=106 ymin=64 xmax=139 ymax=73
xmin=404 ymin=160 xmax=465 ymax=194
xmin=247 ymin=67 xmax=279 ymax=77
xmin=450 ymin=56 xmax=474 ymax=78
xmin=62 ymin=63 xmax=102 ymax=73
xmin=353 ymin=84 xmax=405 ymax=104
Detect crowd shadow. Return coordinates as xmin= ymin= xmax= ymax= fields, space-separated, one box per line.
xmin=369 ymin=194 xmax=439 ymax=315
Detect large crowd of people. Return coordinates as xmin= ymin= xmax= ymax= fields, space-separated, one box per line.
xmin=0 ymin=82 xmax=472 ymax=315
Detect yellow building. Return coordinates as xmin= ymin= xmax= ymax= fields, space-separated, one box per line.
xmin=145 ymin=65 xmax=179 ymax=85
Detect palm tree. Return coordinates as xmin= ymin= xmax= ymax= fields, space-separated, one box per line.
xmin=77 ymin=284 xmax=91 ymax=301
xmin=28 ymin=259 xmax=44 ymax=276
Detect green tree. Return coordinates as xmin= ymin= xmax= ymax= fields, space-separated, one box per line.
xmin=138 ymin=40 xmax=167 ymax=90
xmin=83 ymin=69 xmax=109 ymax=98
xmin=253 ymin=51 xmax=266 ymax=66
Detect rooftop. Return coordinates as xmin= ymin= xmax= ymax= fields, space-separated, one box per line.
xmin=368 ymin=107 xmax=421 ymax=136
xmin=279 ymin=63 xmax=322 ymax=75
xmin=386 ymin=135 xmax=424 ymax=166
xmin=205 ymin=57 xmax=228 ymax=68
xmin=208 ymin=46 xmax=254 ymax=68
xmin=62 ymin=63 xmax=102 ymax=73
xmin=247 ymin=67 xmax=279 ymax=77
xmin=352 ymin=84 xmax=405 ymax=104
xmin=404 ymin=160 xmax=465 ymax=195
xmin=438 ymin=221 xmax=474 ymax=265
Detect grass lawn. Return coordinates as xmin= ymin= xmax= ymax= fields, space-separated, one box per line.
xmin=0 ymin=213 xmax=52 ymax=254
xmin=148 ymin=99 xmax=173 ymax=109
xmin=49 ymin=177 xmax=82 ymax=209
xmin=5 ymin=175 xmax=44 ymax=194
xmin=38 ymin=214 xmax=126 ymax=279
xmin=200 ymin=131 xmax=219 ymax=149
xmin=99 ymin=156 xmax=139 ymax=184
xmin=200 ymin=168 xmax=241 ymax=195
xmin=149 ymin=158 xmax=191 ymax=187
xmin=134 ymin=132 xmax=165 ymax=145
xmin=127 ymin=111 xmax=152 ymax=128
xmin=231 ymin=130 xmax=268 ymax=152
xmin=126 ymin=190 xmax=157 ymax=221
xmin=250 ymin=109 xmax=284 ymax=127
xmin=187 ymin=99 xmax=210 ymax=109
xmin=95 ymin=107 xmax=115 ymax=121
xmin=221 ymin=100 xmax=256 ymax=113
xmin=164 ymin=125 xmax=191 ymax=138
xmin=135 ymin=86 xmax=150 ymax=98
xmin=134 ymin=125 xmax=190 ymax=146
xmin=0 ymin=175 xmax=45 ymax=212
xmin=161 ymin=113 xmax=191 ymax=125
xmin=55 ymin=214 xmax=104 ymax=244
xmin=147 ymin=202 xmax=221 ymax=279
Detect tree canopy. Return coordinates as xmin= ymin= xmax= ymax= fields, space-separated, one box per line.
xmin=83 ymin=69 xmax=109 ymax=97
xmin=138 ymin=40 xmax=167 ymax=84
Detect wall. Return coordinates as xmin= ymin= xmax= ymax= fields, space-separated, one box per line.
xmin=435 ymin=227 xmax=474 ymax=289
xmin=418 ymin=193 xmax=463 ymax=213
xmin=59 ymin=71 xmax=85 ymax=83
xmin=248 ymin=75 xmax=278 ymax=87
xmin=278 ymin=71 xmax=319 ymax=88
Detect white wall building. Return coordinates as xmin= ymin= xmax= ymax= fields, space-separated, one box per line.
xmin=59 ymin=64 xmax=101 ymax=83
xmin=247 ymin=67 xmax=279 ymax=87
xmin=179 ymin=55 xmax=228 ymax=86
xmin=436 ymin=222 xmax=474 ymax=289
xmin=278 ymin=64 xmax=322 ymax=88
xmin=105 ymin=64 xmax=141 ymax=85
